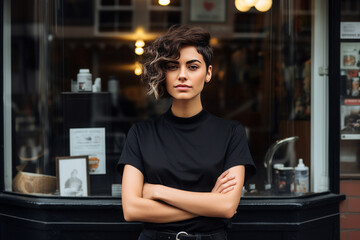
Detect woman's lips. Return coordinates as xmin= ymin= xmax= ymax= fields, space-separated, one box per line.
xmin=175 ymin=84 xmax=191 ymax=91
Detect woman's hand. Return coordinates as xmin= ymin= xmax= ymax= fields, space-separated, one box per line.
xmin=212 ymin=170 xmax=237 ymax=194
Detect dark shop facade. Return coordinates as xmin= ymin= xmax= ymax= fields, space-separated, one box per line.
xmin=1 ymin=0 xmax=360 ymax=239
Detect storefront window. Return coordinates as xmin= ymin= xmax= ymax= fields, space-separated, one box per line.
xmin=339 ymin=0 xmax=360 ymax=177
xmin=3 ymin=0 xmax=329 ymax=197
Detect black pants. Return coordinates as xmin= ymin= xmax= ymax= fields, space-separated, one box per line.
xmin=137 ymin=231 xmax=228 ymax=240
xmin=138 ymin=232 xmax=152 ymax=240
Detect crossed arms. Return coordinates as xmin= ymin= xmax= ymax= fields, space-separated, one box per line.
xmin=121 ymin=164 xmax=245 ymax=223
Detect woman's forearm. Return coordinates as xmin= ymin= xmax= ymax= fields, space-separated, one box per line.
xmin=123 ymin=196 xmax=197 ymax=223
xmin=122 ymin=165 xmax=197 ymax=223
xmin=145 ymin=166 xmax=245 ymax=219
xmin=150 ymin=185 xmax=238 ymax=219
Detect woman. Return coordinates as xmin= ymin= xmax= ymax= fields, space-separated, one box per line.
xmin=118 ymin=25 xmax=256 ymax=240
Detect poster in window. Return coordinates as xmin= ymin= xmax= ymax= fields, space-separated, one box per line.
xmin=70 ymin=128 xmax=106 ymax=175
xmin=190 ymin=0 xmax=226 ymax=23
xmin=341 ymin=105 xmax=360 ymax=140
xmin=340 ymin=42 xmax=360 ymax=70
xmin=341 ymin=22 xmax=360 ymax=39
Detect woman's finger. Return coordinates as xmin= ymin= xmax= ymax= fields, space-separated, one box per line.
xmin=218 ymin=180 xmax=237 ymax=193
xmin=212 ymin=170 xmax=230 ymax=192
xmin=220 ymin=186 xmax=234 ymax=194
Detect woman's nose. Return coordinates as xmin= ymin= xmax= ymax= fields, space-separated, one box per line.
xmin=178 ymin=66 xmax=187 ymax=81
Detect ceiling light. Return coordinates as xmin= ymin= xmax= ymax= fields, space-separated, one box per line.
xmin=135 ymin=40 xmax=145 ymax=48
xmin=158 ymin=0 xmax=170 ymax=6
xmin=235 ymin=0 xmax=251 ymax=12
xmin=243 ymin=0 xmax=258 ymax=7
xmin=134 ymin=67 xmax=142 ymax=76
xmin=135 ymin=47 xmax=144 ymax=55
xmin=255 ymin=0 xmax=272 ymax=12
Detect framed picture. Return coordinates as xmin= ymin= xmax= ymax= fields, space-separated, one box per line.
xmin=340 ymin=42 xmax=360 ymax=69
xmin=190 ymin=0 xmax=227 ymax=23
xmin=56 ymin=156 xmax=90 ymax=197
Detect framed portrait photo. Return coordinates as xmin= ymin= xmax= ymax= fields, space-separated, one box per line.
xmin=56 ymin=156 xmax=90 ymax=197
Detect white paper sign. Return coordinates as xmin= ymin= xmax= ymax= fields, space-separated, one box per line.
xmin=341 ymin=22 xmax=360 ymax=39
xmin=70 ymin=128 xmax=106 ymax=175
xmin=190 ymin=0 xmax=226 ymax=23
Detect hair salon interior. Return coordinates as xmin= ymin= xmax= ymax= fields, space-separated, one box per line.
xmin=1 ymin=0 xmax=360 ymax=239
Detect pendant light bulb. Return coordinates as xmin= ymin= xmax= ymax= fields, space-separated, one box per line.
xmin=135 ymin=40 xmax=145 ymax=48
xmin=243 ymin=0 xmax=258 ymax=7
xmin=135 ymin=47 xmax=144 ymax=55
xmin=134 ymin=62 xmax=142 ymax=76
xmin=235 ymin=0 xmax=251 ymax=12
xmin=255 ymin=0 xmax=272 ymax=12
xmin=158 ymin=0 xmax=170 ymax=6
xmin=134 ymin=67 xmax=142 ymax=76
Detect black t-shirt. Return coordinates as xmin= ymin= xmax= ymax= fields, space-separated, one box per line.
xmin=118 ymin=108 xmax=256 ymax=232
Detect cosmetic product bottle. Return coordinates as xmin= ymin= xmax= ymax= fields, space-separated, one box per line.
xmin=294 ymin=158 xmax=309 ymax=193
xmin=93 ymin=78 xmax=101 ymax=92
xmin=77 ymin=69 xmax=92 ymax=92
xmin=108 ymin=76 xmax=119 ymax=107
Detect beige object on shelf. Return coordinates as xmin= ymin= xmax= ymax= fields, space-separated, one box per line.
xmin=13 ymin=171 xmax=56 ymax=194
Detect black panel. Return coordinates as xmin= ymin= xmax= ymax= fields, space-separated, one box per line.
xmin=329 ymin=0 xmax=341 ymax=194
xmin=61 ymin=92 xmax=116 ymax=196
xmin=0 ymin=192 xmax=345 ymax=240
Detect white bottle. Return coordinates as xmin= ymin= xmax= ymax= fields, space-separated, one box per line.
xmin=77 ymin=69 xmax=92 ymax=92
xmin=295 ymin=158 xmax=309 ymax=193
xmin=108 ymin=76 xmax=119 ymax=107
xmin=92 ymin=78 xmax=101 ymax=92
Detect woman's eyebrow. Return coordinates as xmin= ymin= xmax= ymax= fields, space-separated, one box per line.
xmin=166 ymin=59 xmax=201 ymax=64
xmin=186 ymin=59 xmax=201 ymax=64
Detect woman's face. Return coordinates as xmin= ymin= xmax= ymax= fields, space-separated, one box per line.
xmin=165 ymin=46 xmax=212 ymax=102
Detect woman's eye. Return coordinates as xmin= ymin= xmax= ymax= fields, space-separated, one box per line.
xmin=166 ymin=65 xmax=178 ymax=70
xmin=188 ymin=65 xmax=199 ymax=70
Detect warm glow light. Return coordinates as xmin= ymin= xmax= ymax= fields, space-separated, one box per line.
xmin=135 ymin=47 xmax=144 ymax=55
xmin=135 ymin=27 xmax=145 ymax=36
xmin=243 ymin=0 xmax=258 ymax=7
xmin=135 ymin=40 xmax=145 ymax=48
xmin=255 ymin=0 xmax=272 ymax=12
xmin=134 ymin=67 xmax=142 ymax=76
xmin=210 ymin=38 xmax=219 ymax=46
xmin=158 ymin=0 xmax=170 ymax=6
xmin=235 ymin=0 xmax=251 ymax=12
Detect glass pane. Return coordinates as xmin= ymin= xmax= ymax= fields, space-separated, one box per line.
xmin=101 ymin=0 xmax=132 ymax=6
xmin=101 ymin=0 xmax=116 ymax=6
xmin=99 ymin=11 xmax=133 ymax=32
xmin=222 ymin=1 xmax=313 ymax=196
xmin=3 ymin=0 xmax=328 ymax=198
xmin=339 ymin=0 xmax=360 ymax=177
xmin=149 ymin=11 xmax=182 ymax=32
xmin=7 ymin=0 xmax=62 ymax=195
xmin=62 ymin=0 xmax=94 ymax=26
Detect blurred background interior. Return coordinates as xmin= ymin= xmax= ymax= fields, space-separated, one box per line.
xmin=5 ymin=0 xmax=358 ymax=197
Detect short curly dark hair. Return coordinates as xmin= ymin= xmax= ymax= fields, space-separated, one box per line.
xmin=141 ymin=25 xmax=213 ymax=99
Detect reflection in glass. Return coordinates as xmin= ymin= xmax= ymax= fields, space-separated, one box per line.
xmin=5 ymin=0 xmax=316 ymax=197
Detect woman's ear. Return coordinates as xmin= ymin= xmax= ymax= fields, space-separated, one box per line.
xmin=206 ymin=65 xmax=212 ymax=83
